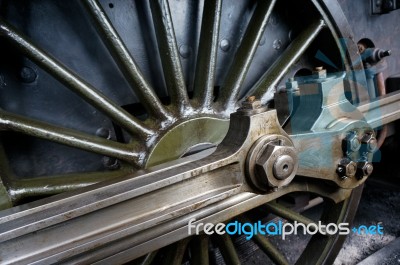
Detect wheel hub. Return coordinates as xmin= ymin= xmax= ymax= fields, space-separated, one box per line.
xmin=146 ymin=117 xmax=229 ymax=167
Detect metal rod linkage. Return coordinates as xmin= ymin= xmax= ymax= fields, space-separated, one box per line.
xmin=358 ymin=90 xmax=400 ymax=129
xmin=82 ymin=0 xmax=172 ymax=121
xmin=0 ymin=19 xmax=153 ymax=138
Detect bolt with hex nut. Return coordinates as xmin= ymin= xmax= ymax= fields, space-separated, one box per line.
xmin=337 ymin=158 xmax=357 ymax=179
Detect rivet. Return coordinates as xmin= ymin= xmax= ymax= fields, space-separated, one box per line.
xmin=179 ymin=44 xmax=191 ymax=58
xmin=273 ymin=39 xmax=282 ymax=50
xmin=220 ymin=39 xmax=231 ymax=52
xmin=20 ymin=66 xmax=37 ymax=83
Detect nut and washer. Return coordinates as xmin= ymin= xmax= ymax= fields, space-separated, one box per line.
xmin=246 ymin=135 xmax=298 ymax=192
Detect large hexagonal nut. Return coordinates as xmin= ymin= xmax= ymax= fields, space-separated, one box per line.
xmin=361 ymin=133 xmax=378 ymax=153
xmin=254 ymin=143 xmax=298 ymax=189
xmin=337 ymin=158 xmax=357 ymax=179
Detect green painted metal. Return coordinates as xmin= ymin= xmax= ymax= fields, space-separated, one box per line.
xmin=0 ymin=19 xmax=153 ymax=139
xmin=252 ymin=19 xmax=326 ymax=104
xmin=7 ymin=170 xmax=128 ymax=204
xmin=82 ymin=0 xmax=172 ymax=121
xmin=215 ymin=233 xmax=241 ymax=265
xmin=0 ymin=143 xmax=16 ymax=209
xmin=0 ymin=180 xmax=12 ymax=210
xmin=146 ymin=117 xmax=229 ymax=167
xmin=296 ymin=186 xmax=364 ymax=265
xmin=191 ymin=234 xmax=209 ymax=265
xmin=139 ymin=251 xmax=158 ymax=265
xmin=150 ymin=0 xmax=190 ymax=113
xmin=219 ymin=0 xmax=277 ymax=109
xmin=162 ymin=237 xmax=191 ymax=265
xmin=265 ymin=202 xmax=315 ymax=225
xmin=252 ymin=230 xmax=289 ymax=265
xmin=0 ymin=0 xmax=372 ymax=263
xmin=0 ymin=110 xmax=138 ymax=164
xmin=193 ymin=0 xmax=222 ymax=109
xmin=239 ymin=215 xmax=289 ymax=265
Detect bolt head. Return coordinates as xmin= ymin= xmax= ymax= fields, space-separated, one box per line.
xmin=241 ymin=99 xmax=262 ymax=110
xmin=102 ymin=156 xmax=120 ymax=169
xmin=255 ymin=144 xmax=297 ymax=188
xmin=346 ymin=161 xmax=357 ymax=177
xmin=20 ymin=66 xmax=37 ymax=83
xmin=350 ymin=137 xmax=361 ymax=152
xmin=286 ymin=79 xmax=298 ymax=90
xmin=337 ymin=158 xmax=357 ymax=179
xmin=345 ymin=132 xmax=361 ymax=152
xmin=220 ymin=39 xmax=231 ymax=52
xmin=356 ymin=161 xmax=373 ymax=179
xmin=361 ymin=133 xmax=378 ymax=153
xmin=312 ymin=67 xmax=327 ymax=79
xmin=273 ymin=154 xmax=295 ymax=180
xmin=96 ymin=127 xmax=111 ymax=139
xmin=179 ymin=44 xmax=191 ymax=58
xmin=364 ymin=163 xmax=373 ymax=175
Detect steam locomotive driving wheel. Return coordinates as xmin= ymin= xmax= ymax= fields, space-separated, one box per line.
xmin=0 ymin=0 xmax=393 ymax=264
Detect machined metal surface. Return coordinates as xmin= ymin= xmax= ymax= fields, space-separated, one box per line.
xmin=0 ymin=91 xmax=381 ymax=263
xmin=0 ymin=0 xmax=399 ymax=264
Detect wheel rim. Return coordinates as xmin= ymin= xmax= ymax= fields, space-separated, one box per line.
xmin=0 ymin=0 xmax=364 ymax=264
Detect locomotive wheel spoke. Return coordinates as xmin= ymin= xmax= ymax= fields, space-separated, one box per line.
xmin=250 ymin=19 xmax=326 ymax=104
xmin=82 ymin=0 xmax=172 ymax=121
xmin=191 ymin=234 xmax=209 ymax=265
xmin=219 ymin=0 xmax=277 ymax=110
xmin=7 ymin=170 xmax=128 ymax=204
xmin=149 ymin=0 xmax=190 ymax=113
xmin=214 ymin=233 xmax=241 ymax=265
xmin=264 ymin=201 xmax=317 ymax=226
xmin=192 ymin=0 xmax=223 ymax=109
xmin=253 ymin=233 xmax=289 ymax=265
xmin=0 ymin=19 xmax=153 ymax=138
xmin=0 ymin=110 xmax=138 ymax=164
